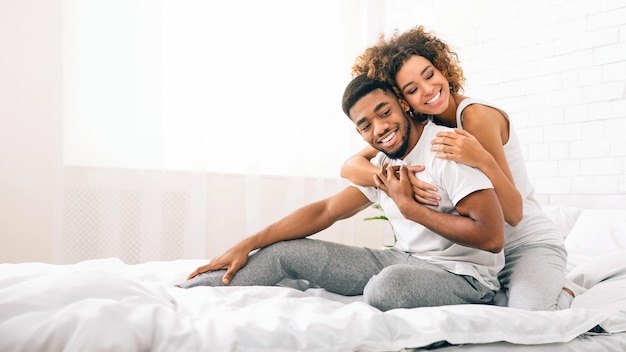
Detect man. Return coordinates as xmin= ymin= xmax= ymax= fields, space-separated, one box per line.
xmin=178 ymin=75 xmax=504 ymax=311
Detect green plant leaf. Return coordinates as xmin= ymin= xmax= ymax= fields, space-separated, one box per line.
xmin=372 ymin=203 xmax=384 ymax=211
xmin=365 ymin=203 xmax=398 ymax=245
xmin=364 ymin=215 xmax=389 ymax=221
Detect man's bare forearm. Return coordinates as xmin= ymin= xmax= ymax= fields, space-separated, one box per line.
xmin=393 ymin=190 xmax=504 ymax=253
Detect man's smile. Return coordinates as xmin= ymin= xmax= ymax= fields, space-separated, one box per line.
xmin=378 ymin=129 xmax=398 ymax=148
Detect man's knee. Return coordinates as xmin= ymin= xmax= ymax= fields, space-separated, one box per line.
xmin=363 ymin=265 xmax=419 ymax=311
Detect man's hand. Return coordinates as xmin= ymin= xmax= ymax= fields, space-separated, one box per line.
xmin=384 ymin=165 xmax=416 ymax=206
xmin=186 ymin=243 xmax=251 ymax=284
xmin=375 ymin=163 xmax=439 ymax=206
xmin=373 ymin=163 xmax=391 ymax=193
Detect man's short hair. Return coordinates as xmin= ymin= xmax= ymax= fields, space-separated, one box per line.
xmin=342 ymin=75 xmax=397 ymax=118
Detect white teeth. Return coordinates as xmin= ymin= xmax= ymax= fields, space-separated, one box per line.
xmin=426 ymin=91 xmax=441 ymax=104
xmin=381 ymin=132 xmax=395 ymax=143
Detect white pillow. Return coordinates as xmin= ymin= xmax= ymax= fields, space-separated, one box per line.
xmin=540 ymin=205 xmax=583 ymax=239
xmin=564 ymin=209 xmax=626 ymax=272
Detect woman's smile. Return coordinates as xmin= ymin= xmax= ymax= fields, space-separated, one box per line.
xmin=426 ymin=90 xmax=441 ymax=105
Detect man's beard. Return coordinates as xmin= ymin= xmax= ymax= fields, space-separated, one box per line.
xmin=381 ymin=115 xmax=412 ymax=159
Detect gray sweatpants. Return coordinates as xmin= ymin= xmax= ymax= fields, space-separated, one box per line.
xmin=499 ymin=242 xmax=569 ymax=311
xmin=178 ymin=238 xmax=495 ymax=311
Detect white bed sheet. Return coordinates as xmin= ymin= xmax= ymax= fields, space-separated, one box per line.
xmin=415 ymin=333 xmax=626 ymax=352
xmin=1 ymin=207 xmax=626 ymax=352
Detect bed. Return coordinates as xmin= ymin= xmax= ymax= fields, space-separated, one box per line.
xmin=1 ymin=205 xmax=625 ymax=352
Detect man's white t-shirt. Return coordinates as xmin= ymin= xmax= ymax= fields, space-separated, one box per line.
xmin=354 ymin=121 xmax=504 ymax=290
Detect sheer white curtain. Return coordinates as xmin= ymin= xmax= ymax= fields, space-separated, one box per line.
xmin=63 ymin=0 xmax=379 ymax=178
xmin=60 ymin=0 xmax=386 ymax=263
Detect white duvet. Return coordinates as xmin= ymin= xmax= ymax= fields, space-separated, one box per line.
xmin=0 ymin=252 xmax=625 ymax=352
xmin=1 ymin=208 xmax=626 ymax=351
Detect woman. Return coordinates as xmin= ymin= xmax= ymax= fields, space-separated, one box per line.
xmin=341 ymin=25 xmax=577 ymax=311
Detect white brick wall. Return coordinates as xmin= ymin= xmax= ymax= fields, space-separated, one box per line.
xmin=380 ymin=0 xmax=626 ymax=205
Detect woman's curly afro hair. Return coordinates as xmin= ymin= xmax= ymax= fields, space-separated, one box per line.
xmin=351 ymin=25 xmax=465 ymax=94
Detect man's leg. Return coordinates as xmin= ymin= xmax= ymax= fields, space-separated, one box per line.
xmin=179 ymin=238 xmax=392 ymax=296
xmin=363 ymin=259 xmax=495 ymax=311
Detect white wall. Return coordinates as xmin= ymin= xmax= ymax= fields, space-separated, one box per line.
xmin=377 ymin=0 xmax=626 ymax=207
xmin=0 ymin=0 xmax=64 ymax=263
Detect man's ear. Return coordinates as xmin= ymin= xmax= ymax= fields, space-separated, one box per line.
xmin=399 ymin=98 xmax=411 ymax=113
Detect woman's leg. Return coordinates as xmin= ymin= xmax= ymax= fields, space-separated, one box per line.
xmin=499 ymin=243 xmax=567 ymax=311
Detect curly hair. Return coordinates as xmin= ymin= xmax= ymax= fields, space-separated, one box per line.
xmin=351 ymin=25 xmax=465 ymax=94
xmin=351 ymin=36 xmax=395 ymax=82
